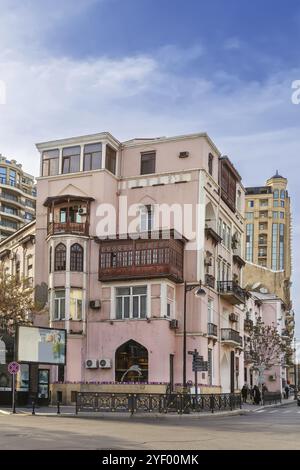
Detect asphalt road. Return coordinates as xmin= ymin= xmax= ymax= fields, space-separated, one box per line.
xmin=0 ymin=403 xmax=299 ymax=450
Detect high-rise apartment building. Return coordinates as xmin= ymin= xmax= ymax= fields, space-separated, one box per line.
xmin=244 ymin=171 xmax=292 ymax=306
xmin=0 ymin=155 xmax=36 ymax=240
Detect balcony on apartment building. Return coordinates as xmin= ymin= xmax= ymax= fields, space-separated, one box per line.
xmin=221 ymin=328 xmax=243 ymax=347
xmin=97 ymin=229 xmax=185 ymax=283
xmin=229 ymin=312 xmax=239 ymax=323
xmin=232 ymin=244 xmax=246 ymax=268
xmin=207 ymin=322 xmax=218 ymax=338
xmin=0 ymin=177 xmax=35 ymax=197
xmin=217 ymin=280 xmax=247 ymax=305
xmin=205 ymin=221 xmax=222 ymax=245
xmin=44 ymin=195 xmax=94 ymax=236
xmin=205 ymin=273 xmax=215 ymax=289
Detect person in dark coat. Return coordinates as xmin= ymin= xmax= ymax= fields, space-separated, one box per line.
xmin=253 ymin=385 xmax=261 ymax=405
xmin=241 ymin=384 xmax=248 ymax=403
xmin=284 ymin=385 xmax=290 ymax=399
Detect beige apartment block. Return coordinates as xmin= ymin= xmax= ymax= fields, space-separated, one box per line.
xmin=0 ymin=155 xmax=36 ymax=240
xmin=244 ymin=171 xmax=292 ymax=307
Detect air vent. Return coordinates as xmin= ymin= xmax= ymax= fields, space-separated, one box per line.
xmin=179 ymin=151 xmax=189 ymax=158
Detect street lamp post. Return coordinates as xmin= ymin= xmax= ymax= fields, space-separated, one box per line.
xmin=182 ymin=281 xmax=206 ymax=391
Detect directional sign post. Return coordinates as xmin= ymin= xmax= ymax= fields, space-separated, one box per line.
xmin=8 ymin=361 xmax=20 ymax=414
xmin=188 ymin=349 xmax=209 ymax=400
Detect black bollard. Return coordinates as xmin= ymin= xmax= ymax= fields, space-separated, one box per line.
xmin=57 ymin=401 xmax=61 ymax=414
xmin=32 ymin=400 xmax=35 ymax=415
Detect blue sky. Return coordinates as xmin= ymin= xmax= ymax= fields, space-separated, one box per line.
xmin=0 ymin=0 xmax=299 ymax=346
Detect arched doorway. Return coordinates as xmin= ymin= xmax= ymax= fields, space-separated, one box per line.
xmin=115 ymin=340 xmax=148 ymax=382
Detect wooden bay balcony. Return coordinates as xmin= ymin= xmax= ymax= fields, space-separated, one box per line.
xmin=48 ymin=221 xmax=89 ymax=236
xmin=44 ymin=195 xmax=94 ymax=237
xmin=97 ymin=230 xmax=185 ymax=283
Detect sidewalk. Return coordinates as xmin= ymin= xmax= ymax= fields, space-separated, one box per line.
xmin=0 ymin=396 xmax=296 ymax=419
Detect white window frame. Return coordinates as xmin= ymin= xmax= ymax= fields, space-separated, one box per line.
xmin=140 ymin=205 xmax=154 ymax=232
xmin=70 ymin=288 xmax=83 ymax=321
xmin=53 ymin=290 xmax=65 ymax=321
xmin=115 ymin=285 xmax=148 ymax=320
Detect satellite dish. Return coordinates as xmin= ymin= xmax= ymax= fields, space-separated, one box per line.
xmin=260 ymin=287 xmax=268 ymax=294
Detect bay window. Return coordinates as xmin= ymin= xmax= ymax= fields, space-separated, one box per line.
xmin=84 ymin=143 xmax=102 ymax=171
xmin=42 ymin=149 xmax=59 ymax=176
xmin=62 ymin=146 xmax=80 ymax=174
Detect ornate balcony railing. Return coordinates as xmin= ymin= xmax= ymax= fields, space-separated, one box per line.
xmin=48 ymin=221 xmax=89 ymax=236
xmin=221 ymin=328 xmax=243 ymax=347
xmin=98 ymin=231 xmax=185 ymax=283
xmin=217 ymin=280 xmax=247 ymax=305
xmin=207 ymin=323 xmax=218 ymax=337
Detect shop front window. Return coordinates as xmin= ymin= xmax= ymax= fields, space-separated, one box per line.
xmin=115 ymin=340 xmax=148 ymax=382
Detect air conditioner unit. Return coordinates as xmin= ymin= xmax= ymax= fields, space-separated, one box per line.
xmin=169 ymin=319 xmax=179 ymax=330
xmin=99 ymin=358 xmax=112 ymax=369
xmin=90 ymin=300 xmax=101 ymax=309
xmin=78 ymin=207 xmax=87 ymax=215
xmin=179 ymin=151 xmax=189 ymax=158
xmin=85 ymin=359 xmax=98 ymax=369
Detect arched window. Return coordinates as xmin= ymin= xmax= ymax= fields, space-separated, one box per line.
xmin=54 ymin=243 xmax=66 ymax=271
xmin=208 ymin=153 xmax=214 ymax=176
xmin=115 ymin=340 xmax=148 ymax=383
xmin=70 ymin=244 xmax=83 ymax=272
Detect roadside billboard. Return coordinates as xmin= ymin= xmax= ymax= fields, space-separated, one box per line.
xmin=17 ymin=326 xmax=66 ymax=365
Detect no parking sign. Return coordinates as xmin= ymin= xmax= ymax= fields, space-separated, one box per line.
xmin=8 ymin=361 xmax=20 ymax=375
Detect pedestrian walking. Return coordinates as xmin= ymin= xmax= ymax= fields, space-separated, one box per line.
xmin=284 ymin=385 xmax=290 ymax=399
xmin=253 ymin=385 xmax=261 ymax=405
xmin=241 ymin=384 xmax=248 ymax=403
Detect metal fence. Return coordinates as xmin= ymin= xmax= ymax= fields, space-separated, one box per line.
xmin=75 ymin=392 xmax=242 ymax=415
xmin=262 ymin=392 xmax=282 ymax=405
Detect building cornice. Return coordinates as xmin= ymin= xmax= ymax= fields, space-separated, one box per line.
xmin=36 ymin=132 xmax=121 ymax=151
